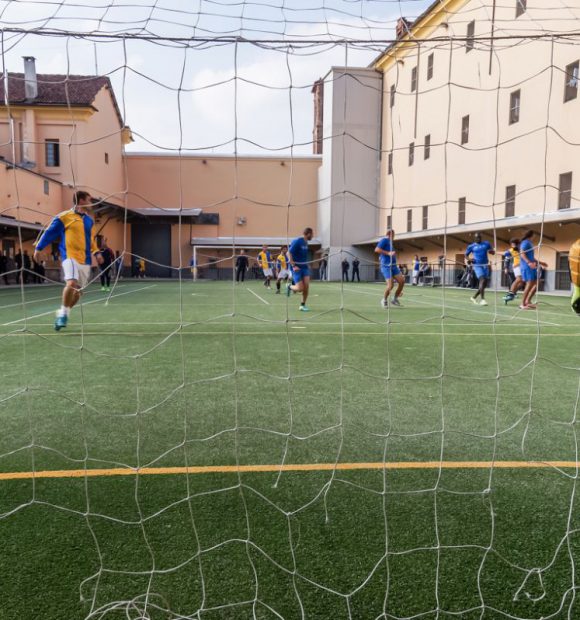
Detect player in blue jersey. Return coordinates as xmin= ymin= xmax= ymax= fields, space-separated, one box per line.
xmin=465 ymin=233 xmax=495 ymax=306
xmin=286 ymin=228 xmax=313 ymax=311
xmin=375 ymin=229 xmax=404 ymax=307
xmin=519 ymin=229 xmax=547 ymax=310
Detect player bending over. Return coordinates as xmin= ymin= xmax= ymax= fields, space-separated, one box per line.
xmin=286 ymin=228 xmax=313 ymax=311
xmin=275 ymin=246 xmax=291 ymax=294
xmin=34 ymin=191 xmax=103 ymax=331
xmin=465 ymin=233 xmax=495 ymax=306
xmin=375 ymin=229 xmax=404 ymax=307
xmin=503 ymin=238 xmax=522 ymax=304
xmin=257 ymin=245 xmax=273 ymax=289
xmin=569 ymin=237 xmax=580 ymax=315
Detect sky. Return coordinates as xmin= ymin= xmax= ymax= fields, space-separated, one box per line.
xmin=0 ymin=0 xmax=434 ymax=154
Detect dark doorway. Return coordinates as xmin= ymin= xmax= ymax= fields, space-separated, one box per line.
xmin=131 ymin=222 xmax=172 ymax=278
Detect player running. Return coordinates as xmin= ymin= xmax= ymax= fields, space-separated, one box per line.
xmin=286 ymin=228 xmax=313 ymax=311
xmin=275 ymin=245 xmax=291 ymax=294
xmin=519 ymin=229 xmax=547 ymax=310
xmin=465 ymin=233 xmax=495 ymax=306
xmin=257 ymin=245 xmax=273 ymax=289
xmin=569 ymin=237 xmax=580 ymax=315
xmin=375 ymin=228 xmax=404 ymax=307
xmin=33 ymin=191 xmax=103 ymax=331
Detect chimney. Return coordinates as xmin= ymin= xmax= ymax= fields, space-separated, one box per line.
xmin=23 ymin=56 xmax=38 ymax=100
xmin=396 ymin=18 xmax=411 ymax=39
xmin=311 ymin=78 xmax=324 ymax=155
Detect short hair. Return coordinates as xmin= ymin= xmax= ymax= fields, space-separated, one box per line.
xmin=386 ymin=228 xmax=394 ymax=236
xmin=303 ymin=227 xmax=313 ymax=235
xmin=510 ymin=237 xmax=520 ymax=245
xmin=523 ymin=229 xmax=535 ymax=240
xmin=74 ymin=190 xmax=91 ymax=206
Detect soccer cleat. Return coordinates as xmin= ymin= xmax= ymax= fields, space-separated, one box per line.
xmin=479 ymin=299 xmax=488 ymax=306
xmin=54 ymin=314 xmax=68 ymax=331
xmin=299 ymin=305 xmax=310 ymax=312
xmin=381 ymin=298 xmax=388 ymax=308
xmin=470 ymin=297 xmax=478 ymax=305
xmin=285 ymin=283 xmax=292 ymax=297
xmin=391 ymin=297 xmax=401 ymax=307
xmin=503 ymin=293 xmax=515 ymax=305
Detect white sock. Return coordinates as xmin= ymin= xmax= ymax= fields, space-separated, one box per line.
xmin=58 ymin=306 xmax=70 ymax=317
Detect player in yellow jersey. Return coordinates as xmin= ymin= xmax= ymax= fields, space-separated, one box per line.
xmin=275 ymin=246 xmax=291 ymax=294
xmin=570 ymin=237 xmax=580 ymax=315
xmin=503 ymin=238 xmax=522 ymax=304
xmin=34 ymin=191 xmax=103 ymax=331
xmin=257 ymin=245 xmax=273 ymax=289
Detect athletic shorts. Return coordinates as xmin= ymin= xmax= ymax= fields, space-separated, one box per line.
xmin=513 ymin=266 xmax=521 ymax=278
xmin=292 ymin=266 xmax=310 ymax=283
xmin=521 ymin=265 xmax=537 ymax=282
xmin=474 ymin=266 xmax=489 ymax=279
xmin=62 ymin=258 xmax=91 ymax=288
xmin=262 ymin=268 xmax=273 ymax=277
xmin=381 ymin=264 xmax=401 ymax=280
xmin=277 ymin=269 xmax=291 ymax=280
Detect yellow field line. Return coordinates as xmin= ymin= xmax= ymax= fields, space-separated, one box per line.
xmin=1 ymin=461 xmax=579 ymax=481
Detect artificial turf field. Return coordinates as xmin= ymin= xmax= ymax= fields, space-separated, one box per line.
xmin=0 ymin=279 xmax=579 ymax=620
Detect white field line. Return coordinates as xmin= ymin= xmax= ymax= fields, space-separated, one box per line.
xmin=246 ymin=287 xmax=270 ymax=305
xmin=2 ymin=285 xmax=157 ymax=326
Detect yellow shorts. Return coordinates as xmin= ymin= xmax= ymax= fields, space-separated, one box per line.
xmin=570 ymin=238 xmax=580 ymax=287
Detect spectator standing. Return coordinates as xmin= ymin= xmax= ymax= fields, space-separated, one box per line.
xmin=341 ymin=258 xmax=350 ymax=282
xmin=351 ymin=257 xmax=360 ymax=282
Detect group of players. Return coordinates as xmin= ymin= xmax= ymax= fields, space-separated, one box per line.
xmin=29 ymin=191 xmax=580 ymax=332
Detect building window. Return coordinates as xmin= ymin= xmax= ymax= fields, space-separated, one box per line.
xmin=466 ymin=21 xmax=475 ymax=52
xmin=427 ymin=53 xmax=434 ymax=81
xmin=422 ymin=206 xmax=428 ymax=230
xmin=407 ymin=209 xmax=413 ymax=232
xmin=45 ymin=139 xmax=60 ymax=167
xmin=461 ymin=115 xmax=470 ymax=145
xmin=43 ymin=180 xmax=49 ymax=195
xmin=390 ymin=84 xmax=396 ymax=108
xmin=388 ymin=152 xmax=393 ymax=175
xmin=564 ymin=61 xmax=579 ymax=102
xmin=509 ymin=90 xmax=520 ymax=124
xmin=387 ymin=215 xmax=392 ymax=230
xmin=104 ymin=152 xmax=109 ymax=164
xmin=505 ymin=185 xmax=516 ymax=217
xmin=556 ymin=252 xmax=572 ymax=290
xmin=516 ymin=0 xmax=527 ymax=18
xmin=409 ymin=142 xmax=415 ymax=166
xmin=424 ymin=134 xmax=431 ymax=160
xmin=411 ymin=66 xmax=417 ymax=92
xmin=559 ymin=172 xmax=573 ymax=209
xmin=458 ymin=197 xmax=466 ymax=225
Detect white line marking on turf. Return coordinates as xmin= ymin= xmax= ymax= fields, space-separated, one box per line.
xmin=0 ymin=285 xmax=127 ymax=310
xmin=2 ymin=285 xmax=157 ymax=326
xmin=246 ymin=287 xmax=270 ymax=305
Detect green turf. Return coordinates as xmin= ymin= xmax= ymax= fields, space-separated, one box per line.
xmin=0 ymin=280 xmax=579 ymax=619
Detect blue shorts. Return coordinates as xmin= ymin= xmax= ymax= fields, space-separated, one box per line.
xmin=381 ymin=264 xmax=401 ymax=280
xmin=293 ymin=266 xmax=310 ymax=283
xmin=522 ymin=265 xmax=537 ymax=282
xmin=474 ymin=266 xmax=489 ymax=279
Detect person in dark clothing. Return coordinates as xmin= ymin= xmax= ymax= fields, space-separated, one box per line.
xmin=32 ymin=255 xmax=45 ymax=283
xmin=319 ymin=255 xmax=328 ymax=281
xmin=99 ymin=242 xmax=115 ymax=291
xmin=341 ymin=258 xmax=350 ymax=282
xmin=22 ymin=250 xmax=31 ymax=284
xmin=351 ymin=257 xmax=360 ymax=282
xmin=0 ymin=251 xmax=8 ymax=285
xmin=236 ymin=250 xmax=249 ymax=282
xmin=14 ymin=250 xmax=22 ymax=283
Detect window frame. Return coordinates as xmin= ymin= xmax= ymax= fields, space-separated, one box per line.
xmin=407 ymin=209 xmax=413 ymax=233
xmin=422 ymin=205 xmax=428 ymax=231
xmin=505 ymin=185 xmax=516 ymax=217
xmin=509 ymin=89 xmax=520 ymax=124
xmin=427 ymin=53 xmax=434 ymax=81
xmin=409 ymin=142 xmax=415 ymax=166
xmin=388 ymin=152 xmax=393 ymax=175
xmin=424 ymin=134 xmax=431 ymax=160
xmin=558 ymin=172 xmax=573 ymax=210
xmin=515 ymin=0 xmax=527 ymax=18
xmin=45 ymin=139 xmax=60 ymax=168
xmin=564 ymin=61 xmax=579 ymax=103
xmin=390 ymin=84 xmax=396 ymax=108
xmin=458 ymin=197 xmax=466 ymax=225
xmin=466 ymin=21 xmax=475 ymax=53
xmin=461 ymin=115 xmax=470 ymax=145
xmin=411 ymin=66 xmax=417 ymax=93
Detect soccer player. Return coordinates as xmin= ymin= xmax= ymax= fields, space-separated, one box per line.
xmin=286 ymin=227 xmax=314 ymax=311
xmin=375 ymin=229 xmax=404 ymax=307
xmin=568 ymin=237 xmax=580 ymax=315
xmin=503 ymin=238 xmax=523 ymax=304
xmin=275 ymin=246 xmax=291 ymax=294
xmin=519 ymin=229 xmax=547 ymax=310
xmin=33 ymin=191 xmax=103 ymax=331
xmin=257 ymin=245 xmax=273 ymax=289
xmin=465 ymin=233 xmax=495 ymax=306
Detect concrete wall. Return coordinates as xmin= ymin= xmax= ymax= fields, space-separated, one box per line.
xmin=317 ymin=67 xmax=382 ymax=279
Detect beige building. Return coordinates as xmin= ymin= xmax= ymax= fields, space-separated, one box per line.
xmin=367 ymin=0 xmax=580 ymax=290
